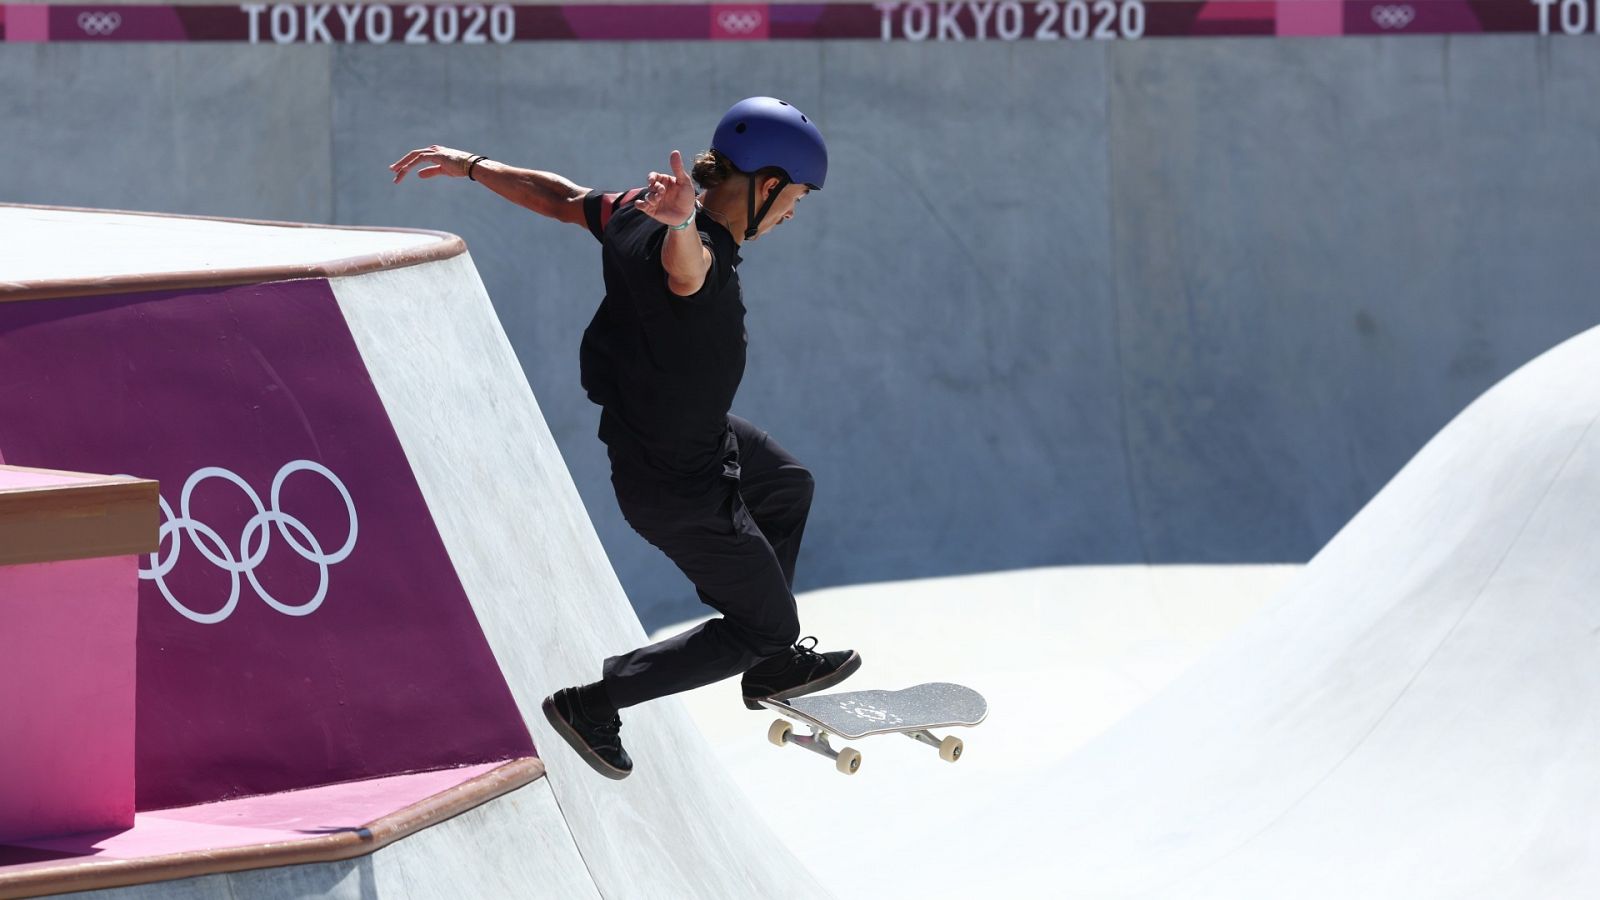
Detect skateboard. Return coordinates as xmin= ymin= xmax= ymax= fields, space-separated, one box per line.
xmin=761 ymin=682 xmax=988 ymax=775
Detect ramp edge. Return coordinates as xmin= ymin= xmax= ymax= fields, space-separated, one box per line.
xmin=0 ymin=202 xmax=465 ymax=303
xmin=0 ymin=757 xmax=544 ymax=900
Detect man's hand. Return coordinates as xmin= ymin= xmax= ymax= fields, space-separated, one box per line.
xmin=642 ymin=150 xmax=711 ymax=297
xmin=389 ymin=145 xmax=476 ymax=184
xmin=634 ymin=151 xmax=698 ymax=226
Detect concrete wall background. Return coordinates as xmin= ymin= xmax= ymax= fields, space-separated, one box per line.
xmin=4 ymin=37 xmax=1597 ymax=629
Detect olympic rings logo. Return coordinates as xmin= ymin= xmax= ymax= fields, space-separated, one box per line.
xmin=1370 ymin=4 xmax=1416 ymax=29
xmin=717 ymin=10 xmax=764 ymax=33
xmin=76 ymin=11 xmax=123 ymax=36
xmin=138 ymin=461 xmax=359 ymax=625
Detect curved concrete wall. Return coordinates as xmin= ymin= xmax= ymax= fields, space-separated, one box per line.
xmin=5 ymin=37 xmax=1597 ymax=626
xmin=951 ymin=321 xmax=1600 ymax=898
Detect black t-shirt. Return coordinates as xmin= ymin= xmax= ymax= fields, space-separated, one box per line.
xmin=579 ymin=188 xmax=747 ymax=488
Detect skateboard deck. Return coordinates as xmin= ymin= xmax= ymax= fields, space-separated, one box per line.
xmin=762 ymin=682 xmax=987 ymax=775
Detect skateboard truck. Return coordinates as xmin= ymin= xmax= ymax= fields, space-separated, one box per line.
xmin=906 ymin=728 xmax=964 ymax=761
xmin=762 ymin=682 xmax=986 ymax=776
xmin=767 ymin=722 xmax=965 ymax=775
xmin=768 ymin=720 xmax=863 ymax=775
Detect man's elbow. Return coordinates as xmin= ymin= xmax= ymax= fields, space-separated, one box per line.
xmin=666 ymin=273 xmax=708 ymax=297
xmin=557 ymin=195 xmax=589 ymax=227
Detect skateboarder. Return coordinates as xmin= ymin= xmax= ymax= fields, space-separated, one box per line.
xmin=390 ymin=97 xmax=861 ymax=780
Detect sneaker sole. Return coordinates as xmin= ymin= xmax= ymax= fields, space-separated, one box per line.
xmin=541 ymin=696 xmax=632 ymax=781
xmin=742 ymin=651 xmax=863 ymax=711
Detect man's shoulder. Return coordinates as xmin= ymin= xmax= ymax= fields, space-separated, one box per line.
xmin=584 ymin=187 xmax=648 ymax=242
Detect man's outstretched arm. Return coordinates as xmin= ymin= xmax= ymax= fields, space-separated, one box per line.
xmin=389 ymin=144 xmax=588 ymax=228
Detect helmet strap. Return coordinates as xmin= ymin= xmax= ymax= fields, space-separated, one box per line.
xmin=744 ymin=172 xmax=791 ymax=241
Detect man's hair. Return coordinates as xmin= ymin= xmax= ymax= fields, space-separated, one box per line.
xmin=691 ymin=149 xmax=787 ymax=192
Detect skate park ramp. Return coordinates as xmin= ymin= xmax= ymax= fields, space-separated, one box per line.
xmin=910 ymin=322 xmax=1600 ymax=897
xmin=667 ymin=320 xmax=1600 ymax=898
xmin=0 ymin=204 xmax=818 ymax=900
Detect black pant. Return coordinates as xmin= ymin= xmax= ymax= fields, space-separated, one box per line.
xmin=601 ymin=415 xmax=812 ymax=709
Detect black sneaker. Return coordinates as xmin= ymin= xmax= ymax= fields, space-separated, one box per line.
xmin=541 ymin=688 xmax=633 ymax=780
xmin=741 ymin=636 xmax=862 ymax=711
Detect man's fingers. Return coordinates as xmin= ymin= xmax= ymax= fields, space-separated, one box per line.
xmin=391 ymin=149 xmax=428 ymax=172
xmin=636 ymin=158 xmax=698 ymax=224
xmin=417 ymin=164 xmax=445 ymax=179
xmin=647 ymin=173 xmax=679 ymax=198
xmin=390 ymin=149 xmax=439 ymax=183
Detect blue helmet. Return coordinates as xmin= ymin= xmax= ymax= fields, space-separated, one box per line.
xmin=711 ymin=97 xmax=828 ymax=191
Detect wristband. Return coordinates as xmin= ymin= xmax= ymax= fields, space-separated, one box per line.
xmin=466 ymin=155 xmax=486 ymax=181
xmin=668 ymin=208 xmax=697 ymax=231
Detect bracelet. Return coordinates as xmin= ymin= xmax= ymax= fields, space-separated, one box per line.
xmin=668 ymin=208 xmax=697 ymax=231
xmin=466 ymin=155 xmax=486 ymax=181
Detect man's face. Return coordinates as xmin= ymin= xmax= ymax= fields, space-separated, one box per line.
xmin=750 ymin=179 xmax=811 ymax=240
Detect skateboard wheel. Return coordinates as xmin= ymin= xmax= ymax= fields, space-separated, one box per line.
xmin=836 ymin=748 xmax=862 ymax=775
xmin=768 ymin=719 xmax=792 ymax=747
xmin=939 ymin=736 xmax=963 ymax=762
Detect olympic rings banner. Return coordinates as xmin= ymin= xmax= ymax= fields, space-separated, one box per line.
xmin=0 ymin=0 xmax=1594 ymax=43
xmin=0 ymin=279 xmax=533 ymax=810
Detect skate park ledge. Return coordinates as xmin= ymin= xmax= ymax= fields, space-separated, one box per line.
xmin=0 ymin=759 xmax=544 ymax=899
xmin=0 ymin=464 xmax=547 ymax=897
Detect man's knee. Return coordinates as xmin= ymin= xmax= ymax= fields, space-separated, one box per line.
xmin=793 ymin=464 xmax=814 ymax=496
xmin=783 ymin=464 xmax=815 ymax=512
xmin=776 ymin=617 xmax=801 ymax=649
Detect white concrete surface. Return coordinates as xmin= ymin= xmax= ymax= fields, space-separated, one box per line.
xmin=0 ymin=206 xmax=440 ymax=283
xmin=758 ymin=322 xmax=1600 ymax=899
xmin=652 ymin=564 xmax=1300 ymax=898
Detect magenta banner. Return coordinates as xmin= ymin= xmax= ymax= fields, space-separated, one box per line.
xmin=0 ymin=281 xmax=533 ymax=810
xmin=0 ymin=0 xmax=1591 ymax=42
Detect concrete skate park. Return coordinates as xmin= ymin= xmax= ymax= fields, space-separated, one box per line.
xmin=3 ymin=9 xmax=1600 ymax=899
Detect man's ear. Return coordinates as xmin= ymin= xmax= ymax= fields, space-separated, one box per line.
xmin=759 ymin=175 xmax=785 ymax=201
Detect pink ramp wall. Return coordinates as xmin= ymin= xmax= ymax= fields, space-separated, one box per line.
xmin=0 ymin=556 xmax=137 ymax=842
xmin=0 ymin=281 xmax=534 ymax=810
